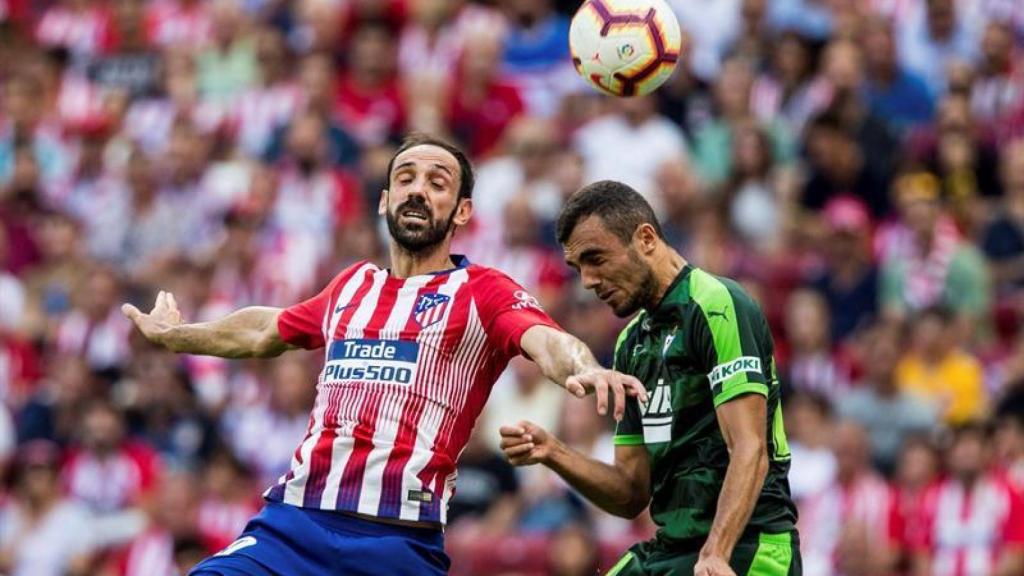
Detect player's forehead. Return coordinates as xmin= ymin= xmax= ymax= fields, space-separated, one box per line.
xmin=390 ymin=145 xmax=460 ymax=181
xmin=563 ymin=215 xmax=626 ymax=263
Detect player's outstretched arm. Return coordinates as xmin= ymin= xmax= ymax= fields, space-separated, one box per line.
xmin=122 ymin=291 xmax=292 ymax=359
xmin=519 ymin=325 xmax=647 ymax=420
xmin=500 ymin=420 xmax=651 ymax=519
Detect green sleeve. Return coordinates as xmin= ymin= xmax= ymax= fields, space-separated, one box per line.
xmin=613 ymin=397 xmax=644 ymax=445
xmin=946 ymin=246 xmax=990 ymax=315
xmin=612 ymin=314 xmax=644 ymax=445
xmin=689 ymin=271 xmax=769 ymax=407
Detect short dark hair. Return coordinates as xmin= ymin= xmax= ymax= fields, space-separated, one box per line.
xmin=386 ymin=133 xmax=475 ymax=200
xmin=556 ymin=180 xmax=663 ymax=245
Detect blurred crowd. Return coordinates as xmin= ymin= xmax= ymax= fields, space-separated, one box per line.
xmin=1 ymin=0 xmax=1024 ymax=575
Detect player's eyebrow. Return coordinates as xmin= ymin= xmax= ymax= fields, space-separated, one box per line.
xmin=431 ymin=163 xmax=454 ymax=178
xmin=392 ymin=161 xmax=415 ymax=175
xmin=578 ymin=248 xmax=604 ymax=263
xmin=392 ymin=161 xmax=454 ymax=179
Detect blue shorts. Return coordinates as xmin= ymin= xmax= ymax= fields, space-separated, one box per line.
xmin=190 ymin=501 xmax=449 ymax=576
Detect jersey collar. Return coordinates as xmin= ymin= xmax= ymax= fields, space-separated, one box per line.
xmin=647 ymin=264 xmax=694 ymax=321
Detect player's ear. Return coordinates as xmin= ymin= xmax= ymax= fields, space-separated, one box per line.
xmin=634 ymin=223 xmax=658 ymax=255
xmin=453 ymin=197 xmax=473 ymax=227
xmin=378 ymin=189 xmax=388 ymax=216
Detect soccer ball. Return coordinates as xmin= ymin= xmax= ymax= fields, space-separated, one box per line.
xmin=569 ymin=0 xmax=682 ymax=97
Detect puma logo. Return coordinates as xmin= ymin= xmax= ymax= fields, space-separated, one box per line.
xmin=707 ymin=307 xmax=729 ymax=321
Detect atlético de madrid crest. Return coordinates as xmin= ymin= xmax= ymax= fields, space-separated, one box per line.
xmin=413 ymin=293 xmax=451 ymax=328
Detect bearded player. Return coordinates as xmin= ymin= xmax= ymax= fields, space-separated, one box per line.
xmin=123 ymin=135 xmax=645 ymax=576
xmin=500 ymin=181 xmax=800 ymax=576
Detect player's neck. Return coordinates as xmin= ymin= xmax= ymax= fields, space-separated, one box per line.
xmin=388 ymin=240 xmax=455 ymax=278
xmin=648 ymin=249 xmax=687 ymax=309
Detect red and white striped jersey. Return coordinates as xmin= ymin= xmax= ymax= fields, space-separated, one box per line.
xmin=914 ymin=473 xmax=1024 ymax=576
xmin=264 ymin=256 xmax=560 ymax=524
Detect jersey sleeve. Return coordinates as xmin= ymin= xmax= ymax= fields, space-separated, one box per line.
xmin=689 ymin=272 xmax=769 ymax=408
xmin=612 ymin=316 xmax=644 ymax=446
xmin=473 ymin=268 xmax=562 ymax=360
xmin=277 ymin=265 xmax=356 ymax=350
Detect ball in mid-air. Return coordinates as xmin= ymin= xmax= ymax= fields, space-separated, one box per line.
xmin=569 ymin=0 xmax=682 ymax=97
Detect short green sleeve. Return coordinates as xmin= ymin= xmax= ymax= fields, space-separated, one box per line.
xmin=689 ymin=271 xmax=769 ymax=407
xmin=614 ymin=397 xmax=644 ymax=445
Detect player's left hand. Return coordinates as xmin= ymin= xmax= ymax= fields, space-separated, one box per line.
xmin=693 ymin=554 xmax=736 ymax=576
xmin=565 ymin=368 xmax=647 ymax=421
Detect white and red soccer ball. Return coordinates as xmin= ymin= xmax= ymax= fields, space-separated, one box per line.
xmin=569 ymin=0 xmax=683 ymax=97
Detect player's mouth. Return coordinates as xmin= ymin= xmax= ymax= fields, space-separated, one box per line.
xmin=401 ymin=209 xmax=430 ymax=223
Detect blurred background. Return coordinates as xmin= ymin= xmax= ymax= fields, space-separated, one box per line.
xmin=0 ymin=0 xmax=1024 ymax=575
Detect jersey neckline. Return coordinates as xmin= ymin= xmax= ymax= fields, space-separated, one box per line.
xmin=381 ymin=254 xmax=471 ymax=282
xmin=649 ymin=263 xmax=694 ymax=317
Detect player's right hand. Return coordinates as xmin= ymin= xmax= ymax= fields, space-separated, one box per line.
xmin=566 ymin=368 xmax=646 ymax=422
xmin=499 ymin=421 xmax=556 ymax=466
xmin=122 ymin=290 xmax=184 ymax=345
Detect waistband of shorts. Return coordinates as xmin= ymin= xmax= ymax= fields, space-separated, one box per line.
xmin=268 ymin=501 xmax=445 ymax=542
xmin=656 ymin=528 xmax=799 ymax=553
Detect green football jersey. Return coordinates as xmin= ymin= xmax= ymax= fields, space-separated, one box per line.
xmin=613 ymin=265 xmax=797 ymax=545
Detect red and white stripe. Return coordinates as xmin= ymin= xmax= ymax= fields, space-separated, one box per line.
xmin=265 ymin=260 xmax=553 ymax=524
xmin=923 ymin=474 xmax=1024 ymax=576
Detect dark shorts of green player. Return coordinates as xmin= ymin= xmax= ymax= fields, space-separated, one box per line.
xmin=606 ymin=530 xmax=801 ymax=576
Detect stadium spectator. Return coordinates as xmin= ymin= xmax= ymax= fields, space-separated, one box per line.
xmin=63 ymin=400 xmax=157 ymax=548
xmin=801 ymin=112 xmax=891 ymax=218
xmin=107 ymin=470 xmax=203 ymax=576
xmin=784 ymin=391 xmax=837 ymax=503
xmin=447 ymin=31 xmax=524 ymax=159
xmin=574 ymin=94 xmax=687 ymax=216
xmin=20 ymin=210 xmax=89 ymax=344
xmin=897 ymin=306 xmax=987 ymax=426
xmin=982 ymin=139 xmax=1024 ymax=295
xmin=879 ymin=172 xmax=990 ymax=329
xmin=799 ymin=420 xmax=896 ymax=576
xmin=128 ymin=352 xmax=216 ymax=467
xmin=221 ymin=354 xmax=314 ymax=487
xmin=889 ymin=436 xmax=942 ymax=574
xmin=781 ymin=288 xmax=853 ymax=398
xmin=691 ymin=56 xmax=795 ymax=188
xmin=913 ymin=423 xmax=1024 ymax=576
xmin=545 ymin=522 xmax=601 ymax=576
xmin=897 ymin=0 xmax=980 ymax=97
xmin=470 ymin=116 xmax=562 ymax=232
xmin=335 ymin=22 xmax=406 ymax=148
xmin=54 ymin=265 xmax=131 ymax=373
xmin=500 ymin=0 xmax=573 ymax=116
xmin=721 ymin=120 xmax=783 ymax=248
xmin=838 ymin=321 xmax=938 ymax=474
xmin=196 ymin=449 xmax=259 ymax=552
xmin=195 ymin=0 xmax=258 ymax=106
xmin=482 ymin=357 xmax=566 ymax=453
xmin=750 ymin=30 xmax=826 ymax=136
xmin=668 ymin=0 xmax=741 ymax=81
xmin=656 ymin=29 xmax=715 ymax=140
xmin=807 ymin=196 xmax=879 ymax=343
xmin=970 ymin=19 xmax=1023 ymax=126
xmin=445 ymin=426 xmax=520 ymax=530
xmin=0 ymin=440 xmax=95 ymax=576
xmin=862 ymin=16 xmax=936 ymax=132
xmin=15 ymin=354 xmax=94 ymax=445
xmin=994 ymin=388 xmax=1024 ymax=492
